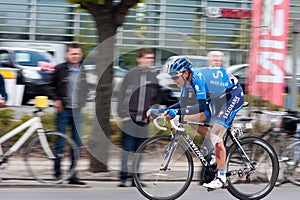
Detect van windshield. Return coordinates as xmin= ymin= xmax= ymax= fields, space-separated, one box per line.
xmin=13 ymin=50 xmax=53 ymax=67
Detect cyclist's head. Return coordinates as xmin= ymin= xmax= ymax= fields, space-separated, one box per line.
xmin=166 ymin=57 xmax=192 ymax=79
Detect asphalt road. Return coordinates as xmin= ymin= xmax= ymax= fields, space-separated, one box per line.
xmin=0 ymin=181 xmax=299 ymax=200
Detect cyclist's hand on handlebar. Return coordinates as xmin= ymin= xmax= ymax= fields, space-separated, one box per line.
xmin=147 ymin=109 xmax=161 ymax=119
xmin=164 ymin=109 xmax=178 ymax=120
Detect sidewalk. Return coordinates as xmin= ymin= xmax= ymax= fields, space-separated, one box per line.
xmin=0 ymin=148 xmax=200 ymax=188
xmin=0 ymin=149 xmax=118 ymax=187
xmin=0 ymin=158 xmax=111 ymax=188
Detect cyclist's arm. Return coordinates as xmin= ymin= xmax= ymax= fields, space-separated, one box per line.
xmin=178 ymin=99 xmax=209 ymax=115
xmin=167 ymin=102 xmax=181 ymax=109
xmin=164 ymin=99 xmax=209 ymax=116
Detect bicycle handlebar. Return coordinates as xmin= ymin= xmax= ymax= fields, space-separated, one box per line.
xmin=152 ymin=115 xmax=185 ymax=132
xmin=152 ymin=114 xmax=211 ymax=132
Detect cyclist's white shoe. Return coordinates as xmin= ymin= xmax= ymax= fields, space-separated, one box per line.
xmin=202 ymin=177 xmax=226 ymax=189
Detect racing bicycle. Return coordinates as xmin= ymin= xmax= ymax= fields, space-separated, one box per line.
xmin=0 ymin=107 xmax=79 ymax=184
xmin=132 ymin=103 xmax=279 ymax=200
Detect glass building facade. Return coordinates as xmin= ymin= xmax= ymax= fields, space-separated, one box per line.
xmin=0 ymin=0 xmax=299 ymax=66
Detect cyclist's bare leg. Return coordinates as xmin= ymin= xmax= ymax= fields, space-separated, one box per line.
xmin=210 ymin=123 xmax=227 ymax=169
xmin=203 ymin=123 xmax=227 ymax=189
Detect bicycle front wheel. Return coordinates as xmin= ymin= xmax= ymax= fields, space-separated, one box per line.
xmin=132 ymin=135 xmax=194 ymax=200
xmin=226 ymin=137 xmax=279 ymax=200
xmin=25 ymin=131 xmax=79 ymax=184
xmin=281 ymin=141 xmax=300 ymax=186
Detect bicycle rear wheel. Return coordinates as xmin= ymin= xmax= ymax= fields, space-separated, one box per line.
xmin=132 ymin=135 xmax=194 ymax=200
xmin=281 ymin=141 xmax=300 ymax=186
xmin=226 ymin=137 xmax=279 ymax=200
xmin=25 ymin=131 xmax=79 ymax=184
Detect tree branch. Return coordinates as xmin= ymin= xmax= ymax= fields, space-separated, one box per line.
xmin=114 ymin=0 xmax=139 ymax=26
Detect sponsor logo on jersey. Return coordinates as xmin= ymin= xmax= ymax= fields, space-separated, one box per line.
xmin=222 ymin=96 xmax=240 ymax=119
xmin=210 ymin=80 xmax=229 ymax=87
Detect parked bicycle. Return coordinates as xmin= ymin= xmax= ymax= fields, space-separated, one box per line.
xmin=0 ymin=97 xmax=79 ymax=184
xmin=250 ymin=110 xmax=289 ymax=155
xmin=253 ymin=110 xmax=300 ymax=186
xmin=132 ymin=103 xmax=279 ymax=200
xmin=281 ymin=133 xmax=300 ymax=186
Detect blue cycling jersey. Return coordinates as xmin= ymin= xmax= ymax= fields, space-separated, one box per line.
xmin=190 ymin=66 xmax=237 ymax=99
xmin=170 ymin=66 xmax=239 ymax=117
xmin=167 ymin=66 xmax=243 ymax=128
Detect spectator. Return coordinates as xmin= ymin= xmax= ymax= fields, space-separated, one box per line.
xmin=207 ymin=51 xmax=224 ymax=67
xmin=117 ymin=48 xmax=160 ymax=187
xmin=42 ymin=42 xmax=88 ymax=185
xmin=0 ymin=73 xmax=8 ymax=107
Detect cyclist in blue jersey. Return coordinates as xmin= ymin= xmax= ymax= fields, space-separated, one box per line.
xmin=149 ymin=51 xmax=244 ymax=189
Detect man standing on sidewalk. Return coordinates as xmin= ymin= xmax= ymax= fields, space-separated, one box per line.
xmin=117 ymin=48 xmax=160 ymax=187
xmin=42 ymin=42 xmax=88 ymax=185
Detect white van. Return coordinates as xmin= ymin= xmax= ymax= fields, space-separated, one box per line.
xmin=0 ymin=47 xmax=56 ymax=104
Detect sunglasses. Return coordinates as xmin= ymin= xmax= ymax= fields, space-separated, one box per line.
xmin=171 ymin=74 xmax=181 ymax=80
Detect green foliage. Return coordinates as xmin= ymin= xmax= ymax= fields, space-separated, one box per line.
xmin=245 ymin=94 xmax=300 ymax=111
xmin=66 ymin=0 xmax=146 ymax=6
xmin=74 ymin=15 xmax=98 ymax=57
xmin=0 ymin=109 xmax=15 ymax=135
xmin=67 ymin=0 xmax=105 ymax=5
xmin=0 ymin=109 xmax=56 ymax=140
xmin=109 ymin=120 xmax=122 ymax=145
xmin=40 ymin=112 xmax=56 ymax=130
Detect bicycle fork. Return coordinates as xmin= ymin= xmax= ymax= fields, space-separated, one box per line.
xmin=37 ymin=130 xmax=56 ymax=159
xmin=226 ymin=135 xmax=257 ymax=178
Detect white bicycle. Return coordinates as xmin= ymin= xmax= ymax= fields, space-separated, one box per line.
xmin=0 ymin=105 xmax=79 ymax=184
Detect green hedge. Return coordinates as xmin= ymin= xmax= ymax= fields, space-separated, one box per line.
xmin=0 ymin=109 xmax=207 ymax=149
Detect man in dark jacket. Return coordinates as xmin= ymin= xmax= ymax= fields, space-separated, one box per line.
xmin=117 ymin=48 xmax=160 ymax=187
xmin=43 ymin=42 xmax=88 ymax=185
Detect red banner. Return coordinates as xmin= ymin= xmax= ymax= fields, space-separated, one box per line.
xmin=247 ymin=0 xmax=290 ymax=107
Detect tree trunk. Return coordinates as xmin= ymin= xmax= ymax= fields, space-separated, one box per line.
xmin=83 ymin=0 xmax=138 ymax=173
xmin=88 ymin=22 xmax=117 ymax=173
xmin=88 ymin=63 xmax=114 ymax=172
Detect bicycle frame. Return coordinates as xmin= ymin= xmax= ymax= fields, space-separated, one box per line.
xmin=159 ymin=130 xmax=210 ymax=171
xmin=158 ymin=119 xmax=256 ymax=178
xmin=0 ymin=115 xmax=55 ymax=162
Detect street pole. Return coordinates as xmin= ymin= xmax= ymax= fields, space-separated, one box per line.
xmin=290 ymin=20 xmax=300 ymax=111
